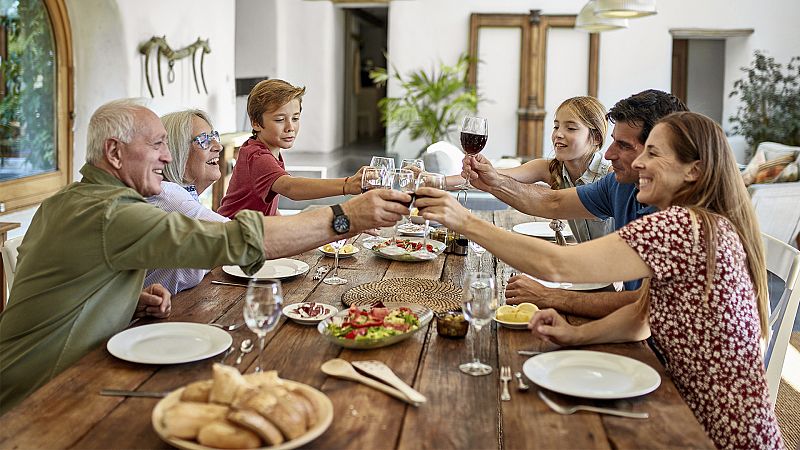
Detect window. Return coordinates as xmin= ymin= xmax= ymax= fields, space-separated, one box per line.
xmin=0 ymin=0 xmax=72 ymax=213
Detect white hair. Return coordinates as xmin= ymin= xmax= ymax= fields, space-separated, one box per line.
xmin=160 ymin=109 xmax=214 ymax=186
xmin=85 ymin=98 xmax=149 ymax=165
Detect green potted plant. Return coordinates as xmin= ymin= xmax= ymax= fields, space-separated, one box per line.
xmin=729 ymin=51 xmax=800 ymax=160
xmin=370 ymin=53 xmax=481 ymax=155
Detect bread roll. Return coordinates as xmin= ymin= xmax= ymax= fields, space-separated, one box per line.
xmin=286 ymin=390 xmax=317 ymax=428
xmin=162 ymin=402 xmax=228 ymax=439
xmin=210 ymin=363 xmax=250 ymax=405
xmin=228 ymin=409 xmax=285 ymax=446
xmin=244 ymin=391 xmax=306 ymax=439
xmin=181 ymin=380 xmax=213 ymax=403
xmin=197 ymin=420 xmax=261 ymax=449
xmin=243 ymin=370 xmax=281 ymax=388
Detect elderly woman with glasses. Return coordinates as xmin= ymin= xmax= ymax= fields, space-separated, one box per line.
xmin=143 ymin=109 xmax=229 ymax=294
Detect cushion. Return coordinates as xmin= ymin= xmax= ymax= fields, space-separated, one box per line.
xmin=422 ymin=141 xmax=464 ymax=175
xmin=741 ymin=142 xmax=800 ymax=186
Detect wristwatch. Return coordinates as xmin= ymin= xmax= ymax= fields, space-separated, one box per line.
xmin=330 ymin=204 xmax=350 ymax=234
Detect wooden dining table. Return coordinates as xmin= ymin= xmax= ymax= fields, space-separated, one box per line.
xmin=0 ymin=209 xmax=714 ymax=449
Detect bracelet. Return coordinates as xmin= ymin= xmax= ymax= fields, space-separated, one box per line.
xmin=343 ymin=176 xmax=349 ymax=195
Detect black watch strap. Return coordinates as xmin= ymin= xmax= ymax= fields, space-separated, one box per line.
xmin=330 ymin=204 xmax=350 ymax=234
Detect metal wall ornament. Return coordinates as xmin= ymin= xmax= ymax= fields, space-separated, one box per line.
xmin=139 ymin=36 xmax=211 ymax=97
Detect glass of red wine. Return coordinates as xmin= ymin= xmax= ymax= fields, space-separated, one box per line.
xmin=457 ymin=116 xmax=488 ymax=190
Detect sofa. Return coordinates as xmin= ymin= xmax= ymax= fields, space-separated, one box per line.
xmin=746 ymin=142 xmax=800 ymax=247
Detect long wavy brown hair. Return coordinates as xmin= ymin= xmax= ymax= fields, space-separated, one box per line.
xmin=548 ymin=96 xmax=608 ymax=190
xmin=658 ymin=112 xmax=768 ymax=338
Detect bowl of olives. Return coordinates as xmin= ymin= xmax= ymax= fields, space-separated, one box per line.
xmin=435 ymin=311 xmax=468 ymax=338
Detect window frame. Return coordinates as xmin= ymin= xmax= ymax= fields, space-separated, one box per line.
xmin=0 ymin=0 xmax=73 ymax=213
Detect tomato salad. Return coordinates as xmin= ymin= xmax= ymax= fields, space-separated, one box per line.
xmin=327 ymin=302 xmax=421 ymax=341
xmin=374 ymin=239 xmax=435 ymax=254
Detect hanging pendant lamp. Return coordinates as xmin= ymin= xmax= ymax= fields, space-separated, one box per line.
xmin=594 ymin=0 xmax=657 ymax=18
xmin=576 ymin=1 xmax=628 ymax=32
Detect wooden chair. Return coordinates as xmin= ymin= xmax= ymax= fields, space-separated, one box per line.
xmin=763 ymin=232 xmax=800 ymax=407
xmin=1 ymin=235 xmax=23 ymax=308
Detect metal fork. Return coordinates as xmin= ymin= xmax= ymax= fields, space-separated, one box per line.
xmin=500 ymin=366 xmax=512 ymax=401
xmin=538 ymin=391 xmax=649 ymax=419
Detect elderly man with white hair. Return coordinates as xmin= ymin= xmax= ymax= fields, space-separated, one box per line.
xmin=0 ymin=98 xmax=410 ymax=414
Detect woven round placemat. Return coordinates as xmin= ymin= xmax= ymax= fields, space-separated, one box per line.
xmin=341 ymin=278 xmax=462 ymax=313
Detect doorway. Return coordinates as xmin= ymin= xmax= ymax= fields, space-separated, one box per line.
xmin=343 ymin=7 xmax=388 ymax=146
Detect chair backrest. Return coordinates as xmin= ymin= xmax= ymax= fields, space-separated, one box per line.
xmin=762 ymin=232 xmax=800 ymax=407
xmin=1 ymin=236 xmax=23 ymax=306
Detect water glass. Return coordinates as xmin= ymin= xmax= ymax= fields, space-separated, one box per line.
xmin=459 ymin=271 xmax=498 ymax=376
xmin=370 ymin=156 xmax=395 ymax=186
xmin=414 ymin=172 xmax=445 ymax=258
xmin=400 ymin=158 xmax=425 ymax=178
xmin=391 ymin=169 xmax=415 ymax=243
xmin=323 ymin=238 xmax=348 ymax=285
xmin=469 ymin=241 xmax=487 ymax=271
xmin=243 ymin=279 xmax=283 ymax=372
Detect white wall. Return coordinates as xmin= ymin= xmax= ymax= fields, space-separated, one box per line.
xmin=385 ymin=0 xmax=800 ymax=161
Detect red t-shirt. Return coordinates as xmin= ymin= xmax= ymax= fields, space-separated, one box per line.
xmin=218 ymin=138 xmax=289 ymax=218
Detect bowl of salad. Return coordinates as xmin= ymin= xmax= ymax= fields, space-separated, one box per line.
xmin=317 ymin=302 xmax=433 ymax=350
xmin=363 ymin=237 xmax=446 ymax=262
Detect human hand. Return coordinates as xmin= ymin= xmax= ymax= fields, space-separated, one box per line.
xmin=135 ymin=284 xmax=172 ymax=319
xmin=505 ymin=275 xmax=555 ymax=308
xmin=402 ymin=164 xmax=424 ymax=178
xmin=461 ymin=154 xmax=500 ymax=191
xmin=414 ymin=187 xmax=471 ymax=232
xmin=528 ymin=309 xmax=579 ymax=346
xmin=342 ymin=188 xmax=410 ymax=231
xmin=347 ymin=166 xmax=368 ymax=195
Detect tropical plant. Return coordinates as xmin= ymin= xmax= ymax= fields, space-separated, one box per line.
xmin=729 ymin=51 xmax=800 ymax=160
xmin=370 ymin=53 xmax=481 ymax=153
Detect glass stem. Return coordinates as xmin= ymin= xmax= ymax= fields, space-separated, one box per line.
xmin=473 ymin=324 xmax=482 ymax=365
xmin=256 ymin=335 xmax=266 ymax=372
xmin=333 ymin=251 xmax=340 ymax=277
xmin=423 ymin=219 xmax=429 ymax=252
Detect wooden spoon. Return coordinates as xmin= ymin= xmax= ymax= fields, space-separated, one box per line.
xmin=321 ymin=358 xmax=422 ymax=406
xmin=351 ymin=360 xmax=426 ymax=404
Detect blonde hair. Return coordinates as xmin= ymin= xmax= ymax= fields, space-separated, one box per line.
xmin=548 ymin=96 xmax=608 ymax=190
xmin=659 ymin=111 xmax=769 ymax=338
xmin=247 ymin=79 xmax=306 ymax=136
xmin=160 ymin=109 xmax=214 ymax=186
xmin=86 ymin=98 xmax=148 ymax=165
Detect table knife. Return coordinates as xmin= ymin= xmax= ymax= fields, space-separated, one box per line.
xmin=100 ymin=389 xmax=169 ymax=398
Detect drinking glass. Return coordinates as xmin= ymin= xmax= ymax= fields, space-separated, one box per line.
xmin=243 ymin=279 xmax=283 ymax=372
xmin=459 ymin=271 xmax=498 ymax=376
xmin=362 ymin=167 xmax=394 ymax=246
xmin=370 ymin=156 xmax=395 ymax=186
xmin=456 ymin=116 xmax=489 ymax=190
xmin=391 ymin=169 xmax=415 ymax=243
xmin=414 ymin=172 xmax=445 ymax=259
xmin=400 ymin=158 xmax=425 ymax=178
xmin=323 ymin=238 xmax=348 ymax=285
xmin=469 ymin=241 xmax=487 ymax=271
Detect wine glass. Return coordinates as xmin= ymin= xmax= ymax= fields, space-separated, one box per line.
xmin=362 ymin=167 xmax=394 ymax=246
xmin=323 ymin=238 xmax=348 ymax=285
xmin=400 ymin=158 xmax=425 ymax=179
xmin=414 ymin=172 xmax=445 ymax=259
xmin=469 ymin=241 xmax=487 ymax=271
xmin=243 ymin=279 xmax=283 ymax=372
xmin=370 ymin=156 xmax=395 ymax=186
xmin=459 ymin=271 xmax=498 ymax=376
xmin=391 ymin=169 xmax=415 ymax=244
xmin=457 ymin=116 xmax=489 ymax=190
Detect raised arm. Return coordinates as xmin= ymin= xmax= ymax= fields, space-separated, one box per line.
xmin=463 ymin=154 xmax=595 ymax=220
xmin=261 ymin=188 xmax=409 ymax=259
xmin=271 ymin=166 xmax=364 ymax=201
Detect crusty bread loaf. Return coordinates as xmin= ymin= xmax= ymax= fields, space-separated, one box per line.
xmin=210 ymin=363 xmax=250 ymax=405
xmin=162 ymin=402 xmax=228 ymax=439
xmin=181 ymin=380 xmax=213 ymax=403
xmin=286 ymin=390 xmax=317 ymax=428
xmin=228 ymin=409 xmax=285 ymax=446
xmin=197 ymin=419 xmax=261 ymax=449
xmin=244 ymin=391 xmax=306 ymax=440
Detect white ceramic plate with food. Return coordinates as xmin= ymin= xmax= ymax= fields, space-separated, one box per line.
xmin=362 ymin=237 xmax=446 ymax=262
xmin=107 ymin=322 xmax=232 ymax=364
xmin=522 ymin=350 xmax=661 ymax=399
xmin=493 ymin=317 xmax=531 ymax=330
xmin=512 ymin=221 xmax=573 ymax=239
xmin=397 ymin=222 xmax=429 ymax=237
xmin=151 ymin=379 xmax=333 ymax=450
xmin=282 ymin=302 xmax=338 ymax=325
xmin=528 ymin=276 xmax=610 ymax=291
xmin=223 ymin=259 xmax=310 ymax=280
xmin=317 ymin=244 xmax=359 ymax=258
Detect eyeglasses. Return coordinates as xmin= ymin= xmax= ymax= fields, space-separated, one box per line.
xmin=192 ymin=130 xmax=220 ymax=150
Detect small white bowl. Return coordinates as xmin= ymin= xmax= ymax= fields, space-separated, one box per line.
xmin=408 ymin=215 xmax=426 ymax=225
xmin=283 ymin=303 xmax=338 ymax=326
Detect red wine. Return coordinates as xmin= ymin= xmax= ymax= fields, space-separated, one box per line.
xmin=461 ymin=132 xmax=487 ymax=155
xmin=397 ymin=193 xmax=415 ymax=208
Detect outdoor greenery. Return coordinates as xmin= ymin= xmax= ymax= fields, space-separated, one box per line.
xmin=370 ymin=53 xmax=481 ymax=153
xmin=0 ymin=0 xmax=56 ymax=176
xmin=729 ymin=50 xmax=800 ymax=159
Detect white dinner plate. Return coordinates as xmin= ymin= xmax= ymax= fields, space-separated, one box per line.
xmin=222 ymin=258 xmax=310 ymax=280
xmin=107 ymin=322 xmax=232 ymax=364
xmin=512 ymin=221 xmax=574 ymax=239
xmin=529 ymin=275 xmax=610 ymax=291
xmin=283 ymin=303 xmax=338 ymax=325
xmin=493 ymin=317 xmax=530 ymax=329
xmin=523 ymin=350 xmax=661 ymax=399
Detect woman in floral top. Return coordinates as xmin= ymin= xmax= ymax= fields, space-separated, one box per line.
xmin=416 ymin=112 xmax=783 ymax=448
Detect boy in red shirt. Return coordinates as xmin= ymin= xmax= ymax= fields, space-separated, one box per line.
xmin=219 ymin=79 xmax=364 ymax=217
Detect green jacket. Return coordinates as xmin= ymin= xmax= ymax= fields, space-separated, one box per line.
xmin=0 ymin=164 xmax=265 ymax=414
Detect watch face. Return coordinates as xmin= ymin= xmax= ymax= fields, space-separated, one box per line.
xmin=333 ymin=215 xmax=350 ymax=233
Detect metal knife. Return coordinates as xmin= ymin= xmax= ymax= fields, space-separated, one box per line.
xmin=100 ymin=389 xmax=169 ymax=398
xmin=517 ymin=350 xmax=544 ymax=356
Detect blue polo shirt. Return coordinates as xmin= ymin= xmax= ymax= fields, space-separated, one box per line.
xmin=576 ymin=173 xmax=657 ymax=291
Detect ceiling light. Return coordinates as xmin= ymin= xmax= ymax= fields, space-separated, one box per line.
xmin=594 ymin=0 xmax=657 ymax=18
xmin=576 ymin=1 xmax=629 ymax=32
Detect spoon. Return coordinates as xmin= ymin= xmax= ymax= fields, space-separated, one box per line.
xmin=321 ymin=359 xmax=422 ymax=406
xmin=235 ymin=338 xmax=254 ymax=365
xmin=515 ymin=372 xmax=530 ymax=391
xmin=351 ymin=360 xmax=427 ymax=404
